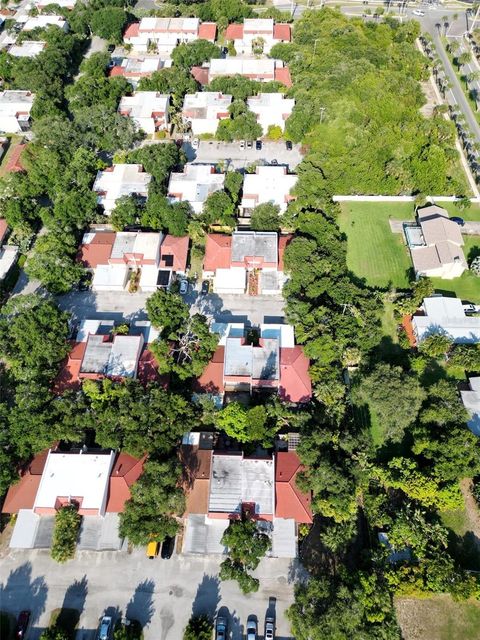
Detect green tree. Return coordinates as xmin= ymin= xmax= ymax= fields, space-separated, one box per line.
xmin=90 ymin=8 xmax=127 ymax=43
xmin=172 ymin=39 xmax=221 ymax=70
xmin=40 ymin=627 xmax=70 ymax=640
xmin=214 ymin=402 xmax=279 ymax=445
xmin=266 ymin=124 xmax=283 ymax=140
xmin=110 ymin=194 xmax=143 ymax=230
xmin=418 ymin=333 xmax=453 ymax=358
xmin=183 ymin=615 xmax=212 ymax=640
xmin=146 ymin=289 xmax=189 ymax=337
xmin=224 ymin=170 xmax=243 ymax=205
xmin=51 ymin=505 xmax=81 ymax=563
xmin=250 ymin=202 xmax=281 ymax=231
xmin=25 ymin=232 xmax=84 ymax=294
xmin=138 ymin=68 xmax=198 ymax=107
xmin=202 ymin=190 xmax=235 ymax=226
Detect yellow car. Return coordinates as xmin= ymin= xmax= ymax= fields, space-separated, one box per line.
xmin=146 ymin=540 xmax=159 ymax=559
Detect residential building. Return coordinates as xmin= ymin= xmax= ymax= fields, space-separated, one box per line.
xmin=36 ymin=0 xmax=77 ymax=8
xmin=0 ymin=218 xmax=19 ymax=281
xmin=247 ymin=92 xmax=294 ymax=134
xmin=3 ymin=447 xmax=144 ymax=550
xmin=109 ymin=56 xmax=172 ymax=89
xmin=202 ymin=231 xmax=291 ymax=295
xmin=195 ymin=322 xmax=311 ymax=405
xmin=21 ymin=15 xmax=68 ymax=31
xmin=192 ymin=58 xmax=292 ymax=87
xmin=167 ymin=163 xmax=225 ymax=214
xmin=224 ymin=18 xmax=291 ymax=55
xmin=181 ymin=436 xmax=311 ymax=557
xmin=0 ymin=90 xmax=34 ymax=134
xmin=239 ymin=165 xmax=297 ymax=218
xmin=460 ymin=376 xmax=480 ymax=436
xmin=118 ymin=91 xmax=170 ymax=134
xmin=92 ymin=164 xmax=151 ymax=215
xmin=181 ymin=91 xmax=232 ymax=135
xmin=404 ymin=205 xmax=467 ymax=279
xmin=124 ymin=18 xmax=216 ymax=54
xmin=79 ymin=229 xmax=188 ymax=291
xmin=8 ymin=40 xmax=46 ymax=57
xmin=412 ymin=296 xmax=480 ymax=343
xmin=54 ymin=318 xmax=162 ymax=392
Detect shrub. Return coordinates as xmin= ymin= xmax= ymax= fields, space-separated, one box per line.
xmin=51 ymin=505 xmax=81 ymax=564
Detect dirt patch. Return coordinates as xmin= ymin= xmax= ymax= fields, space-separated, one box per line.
xmin=0 ymin=519 xmax=14 ymax=560
xmin=395 ymin=595 xmax=480 ymax=640
xmin=420 ymin=79 xmax=442 ymax=118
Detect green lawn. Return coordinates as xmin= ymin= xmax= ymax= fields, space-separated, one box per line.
xmin=441 ymin=202 xmax=480 ymax=222
xmin=430 ymin=237 xmax=480 ymax=303
xmin=338 ymin=202 xmax=415 ymax=289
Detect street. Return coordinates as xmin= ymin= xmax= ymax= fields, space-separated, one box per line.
xmin=183 ymin=140 xmax=303 ymax=171
xmin=0 ymin=546 xmax=298 ymax=640
xmin=57 ymin=289 xmax=285 ymax=327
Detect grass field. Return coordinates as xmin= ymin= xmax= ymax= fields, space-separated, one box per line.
xmin=337 ymin=202 xmax=415 ymax=288
xmin=396 ymin=596 xmax=480 ymax=640
xmin=430 ymin=237 xmax=480 ymax=303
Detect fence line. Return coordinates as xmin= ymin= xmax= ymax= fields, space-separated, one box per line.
xmin=332 ymin=195 xmax=480 ymax=203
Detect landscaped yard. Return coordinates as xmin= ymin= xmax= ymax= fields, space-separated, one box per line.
xmin=337 ymin=202 xmax=414 ymax=289
xmin=430 ymin=236 xmax=480 ymax=303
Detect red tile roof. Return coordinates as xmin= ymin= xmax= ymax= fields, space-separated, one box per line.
xmin=4 ymin=143 xmax=26 ymax=173
xmin=198 ymin=22 xmax=217 ymax=41
xmin=203 ymin=234 xmax=232 ymax=271
xmin=279 ymin=346 xmax=312 ymax=403
xmin=225 ymin=23 xmax=243 ymax=40
xmin=78 ymin=232 xmax=116 ymax=268
xmin=109 ymin=66 xmax=125 ymax=77
xmin=274 ymin=66 xmax=292 ymax=87
xmin=275 ymin=451 xmax=312 ymax=523
xmin=106 ymin=452 xmax=145 ymax=512
xmin=273 ymin=23 xmax=291 ymax=41
xmin=0 ymin=218 xmax=7 ymax=245
xmin=2 ymin=450 xmax=49 ymax=514
xmin=191 ymin=66 xmax=210 ymax=86
xmin=160 ymin=234 xmax=189 ymax=272
xmin=278 ymin=234 xmax=293 ymax=271
xmin=195 ymin=346 xmax=225 ymax=394
xmin=124 ymin=22 xmax=140 ymax=38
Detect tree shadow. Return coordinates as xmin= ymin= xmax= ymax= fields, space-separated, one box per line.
xmin=467 ymin=244 xmax=480 ymax=263
xmin=191 ymin=574 xmax=221 ymax=621
xmin=55 ymin=575 xmax=88 ymax=635
xmin=0 ymin=562 xmax=48 ymax=625
xmin=125 ymin=579 xmax=155 ymax=628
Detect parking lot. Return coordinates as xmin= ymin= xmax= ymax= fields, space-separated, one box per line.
xmin=184 ymin=140 xmax=303 ymax=171
xmin=0 ymin=546 xmax=299 ymax=639
xmin=57 ymin=289 xmax=285 ymax=328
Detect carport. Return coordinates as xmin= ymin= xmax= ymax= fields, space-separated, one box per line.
xmin=182 ymin=515 xmax=228 ymax=555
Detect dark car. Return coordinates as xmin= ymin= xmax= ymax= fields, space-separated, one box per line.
xmin=285 ymin=140 xmax=293 ymax=150
xmin=107 ymin=44 xmax=115 ymax=53
xmin=271 ymin=159 xmax=278 ymax=165
xmin=15 ymin=611 xmax=30 ymax=639
xmin=161 ymin=535 xmax=175 ymax=559
xmin=451 ymin=216 xmax=465 ymax=227
xmin=215 ymin=615 xmax=227 ymax=640
xmin=255 ymin=140 xmax=262 ymax=150
xmin=201 ymin=280 xmax=210 ymax=295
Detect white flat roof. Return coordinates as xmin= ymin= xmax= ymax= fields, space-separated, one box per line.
xmin=9 ymin=40 xmax=46 ymax=57
xmin=413 ymin=296 xmax=480 ymax=343
xmin=76 ymin=318 xmax=115 ymax=342
xmin=92 ymin=263 xmax=129 ymax=288
xmin=214 ymin=267 xmax=246 ymax=291
xmin=119 ymin=91 xmax=169 ymax=119
xmin=34 ymin=450 xmax=115 ymax=511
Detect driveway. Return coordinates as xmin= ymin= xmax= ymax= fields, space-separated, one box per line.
xmin=0 ymin=547 xmax=298 ymax=640
xmin=183 ymin=140 xmax=303 ymax=171
xmin=57 ymin=290 xmax=285 ymax=327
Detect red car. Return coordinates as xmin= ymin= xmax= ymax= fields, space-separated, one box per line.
xmin=15 ymin=611 xmax=30 ymax=639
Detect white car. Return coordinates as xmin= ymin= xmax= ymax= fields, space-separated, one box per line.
xmin=239 ymin=140 xmax=245 ymax=150
xmin=179 ymin=279 xmax=189 ymax=295
xmin=413 ymin=9 xmax=425 ymax=16
xmin=246 ymin=617 xmax=257 ymax=640
xmin=192 ymin=138 xmax=199 ymax=149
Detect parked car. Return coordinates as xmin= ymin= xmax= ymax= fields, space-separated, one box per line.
xmin=255 ymin=140 xmax=262 ymax=150
xmin=246 ymin=140 xmax=253 ymax=149
xmin=271 ymin=159 xmax=278 ymax=165
xmin=451 ymin=216 xmax=465 ymax=227
xmin=192 ymin=138 xmax=200 ymax=150
xmin=107 ymin=43 xmax=115 ymax=53
xmin=146 ymin=540 xmax=159 ymax=558
xmin=463 ymin=303 xmax=479 ymax=314
xmin=161 ymin=535 xmax=175 ymax=559
xmin=201 ymin=280 xmax=210 ymax=295
xmin=239 ymin=140 xmax=245 ymax=150
xmin=215 ymin=616 xmax=228 ymax=640
xmin=413 ymin=9 xmax=424 ymax=16
xmin=246 ymin=617 xmax=257 ymax=640
xmin=285 ymin=140 xmax=293 ymax=151
xmin=265 ymin=616 xmax=275 ymax=640
xmin=179 ymin=279 xmax=189 ymax=295
xmin=97 ymin=616 xmax=113 ymax=640
xmin=15 ymin=611 xmax=30 ymax=639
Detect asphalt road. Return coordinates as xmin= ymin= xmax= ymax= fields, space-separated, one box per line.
xmin=0 ymin=546 xmax=298 ymax=640
xmin=182 ymin=140 xmax=303 ymax=171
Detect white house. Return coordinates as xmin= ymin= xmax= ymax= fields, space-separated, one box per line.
xmin=247 ymin=92 xmax=294 ymax=134
xmin=21 ymin=15 xmax=68 ymax=31
xmin=224 ymin=18 xmax=292 ymax=55
xmin=92 ymin=164 xmax=151 ymax=215
xmin=118 ymin=91 xmax=170 ymax=135
xmin=0 ymin=90 xmax=34 ymax=134
xmin=406 ymin=205 xmax=467 ymax=279
xmin=460 ymin=376 xmax=480 ymax=437
xmin=123 ymin=18 xmax=217 ymax=54
xmin=239 ymin=165 xmax=297 ymax=218
xmin=8 ymin=40 xmax=46 ymax=58
xmin=412 ymin=296 xmax=480 ymax=344
xmin=109 ymin=56 xmax=172 ymax=90
xmin=203 ymin=57 xmax=291 ymax=87
xmin=0 ymin=218 xmax=19 ymax=281
xmin=167 ymin=164 xmax=225 ymax=214
xmin=36 ymin=0 xmax=77 ymax=9
xmin=182 ymin=92 xmax=232 ymax=135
